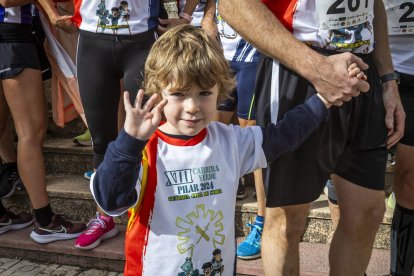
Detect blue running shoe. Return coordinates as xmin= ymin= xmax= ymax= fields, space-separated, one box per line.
xmin=237 ymin=223 xmax=262 ymax=260
xmin=84 ymin=170 xmax=94 ymax=180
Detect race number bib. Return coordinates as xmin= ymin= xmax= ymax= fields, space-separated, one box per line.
xmin=318 ymin=0 xmax=374 ymax=30
xmin=384 ymin=0 xmax=414 ymax=35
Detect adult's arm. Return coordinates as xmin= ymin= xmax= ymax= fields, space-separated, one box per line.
xmin=201 ymin=0 xmax=217 ymax=38
xmin=158 ymin=0 xmax=200 ymax=33
xmin=218 ymin=0 xmax=370 ymax=105
xmin=372 ymin=0 xmax=405 ymax=148
xmin=0 ymin=0 xmax=32 ymax=7
xmin=91 ymin=129 xmax=146 ymax=216
xmin=35 ymin=0 xmax=77 ymax=33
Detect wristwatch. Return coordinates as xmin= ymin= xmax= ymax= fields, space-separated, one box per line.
xmin=380 ymin=71 xmax=400 ymax=84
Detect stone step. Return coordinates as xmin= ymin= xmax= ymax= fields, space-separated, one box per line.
xmin=42 ymin=137 xmax=396 ymax=196
xmin=43 ymin=138 xmax=93 ymax=175
xmin=4 ymin=175 xmax=394 ymax=250
xmin=0 ymin=225 xmax=390 ymax=275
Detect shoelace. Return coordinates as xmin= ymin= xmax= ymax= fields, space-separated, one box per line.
xmin=244 ymin=223 xmax=262 ymax=245
xmin=85 ymin=214 xmax=106 ymax=235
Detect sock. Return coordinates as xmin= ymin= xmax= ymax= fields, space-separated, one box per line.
xmin=34 ymin=204 xmax=55 ymax=227
xmin=254 ymin=215 xmax=264 ymax=227
xmin=0 ymin=201 xmax=6 ymax=219
xmin=390 ymin=203 xmax=414 ymax=275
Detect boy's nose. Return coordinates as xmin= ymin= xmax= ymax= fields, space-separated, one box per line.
xmin=184 ymin=97 xmax=200 ymax=113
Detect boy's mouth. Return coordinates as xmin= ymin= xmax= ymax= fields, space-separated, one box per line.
xmin=182 ymin=119 xmax=202 ymax=124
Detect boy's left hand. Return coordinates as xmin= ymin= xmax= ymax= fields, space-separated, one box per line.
xmin=123 ymin=90 xmax=168 ymax=141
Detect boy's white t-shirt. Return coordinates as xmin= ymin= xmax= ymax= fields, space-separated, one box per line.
xmin=96 ymin=122 xmax=266 ymax=275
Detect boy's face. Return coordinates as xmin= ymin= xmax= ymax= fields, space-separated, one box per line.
xmin=159 ymin=83 xmax=219 ymax=136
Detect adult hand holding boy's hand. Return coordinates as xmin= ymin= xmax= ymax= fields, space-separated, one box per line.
xmin=123 ymin=90 xmax=168 ymax=141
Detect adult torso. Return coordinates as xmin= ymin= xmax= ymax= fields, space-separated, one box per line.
xmin=262 ymin=0 xmax=376 ymax=54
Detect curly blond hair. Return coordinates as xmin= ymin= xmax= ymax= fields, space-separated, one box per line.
xmin=144 ymin=24 xmax=235 ymax=102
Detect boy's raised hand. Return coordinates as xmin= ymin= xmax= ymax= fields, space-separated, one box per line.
xmin=123 ymin=90 xmax=168 ymax=141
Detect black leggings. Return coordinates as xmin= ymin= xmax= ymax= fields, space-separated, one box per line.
xmin=77 ymin=30 xmax=156 ymax=168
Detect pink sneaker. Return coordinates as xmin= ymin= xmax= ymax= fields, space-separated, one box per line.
xmin=74 ymin=212 xmax=118 ymax=250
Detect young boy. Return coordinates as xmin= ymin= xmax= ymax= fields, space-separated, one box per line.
xmin=90 ymin=25 xmax=366 ymax=275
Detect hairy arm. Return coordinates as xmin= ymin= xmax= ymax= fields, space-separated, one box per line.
xmin=372 ymin=0 xmax=405 ymax=147
xmin=181 ymin=0 xmax=199 ymax=15
xmin=218 ymin=0 xmax=370 ymax=105
xmin=201 ymin=0 xmax=217 ymax=38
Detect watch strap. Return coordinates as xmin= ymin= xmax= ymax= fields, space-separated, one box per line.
xmin=380 ymin=71 xmax=400 ymax=84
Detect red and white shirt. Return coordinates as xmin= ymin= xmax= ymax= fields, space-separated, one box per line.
xmin=385 ymin=0 xmax=414 ymax=75
xmin=262 ymin=0 xmax=376 ymax=53
xmin=93 ymin=123 xmax=266 ymax=276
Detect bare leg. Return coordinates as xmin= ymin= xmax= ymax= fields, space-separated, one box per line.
xmin=2 ymin=69 xmax=49 ymax=209
xmin=390 ymin=143 xmax=414 ymax=275
xmin=214 ymin=110 xmax=234 ymax=125
xmin=329 ymin=174 xmax=385 ymax=276
xmin=0 ymin=122 xmax=16 ymax=163
xmin=239 ymin=118 xmax=265 ymax=217
xmin=262 ymin=204 xmax=309 ymax=276
xmin=328 ymin=200 xmax=340 ymax=232
xmin=394 ymin=143 xmax=414 ymax=209
xmin=0 ymin=85 xmax=16 ymax=163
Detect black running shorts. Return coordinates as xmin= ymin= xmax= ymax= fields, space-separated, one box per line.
xmin=0 ymin=24 xmax=40 ymax=80
xmin=399 ymin=72 xmax=414 ymax=146
xmin=255 ymin=50 xmax=388 ymax=207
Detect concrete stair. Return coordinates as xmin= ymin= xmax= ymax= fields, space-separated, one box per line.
xmin=1 ymin=136 xmax=396 ymax=275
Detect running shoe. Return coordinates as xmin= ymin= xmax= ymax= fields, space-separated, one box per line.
xmin=237 ymin=223 xmax=263 ymax=260
xmin=73 ymin=129 xmax=92 ymax=146
xmin=84 ymin=170 xmax=94 ymax=180
xmin=236 ymin=179 xmax=248 ymax=200
xmin=0 ymin=210 xmax=33 ymax=235
xmin=75 ymin=212 xmax=118 ymax=250
xmin=0 ymin=164 xmax=20 ymax=199
xmin=30 ymin=214 xmax=86 ymax=243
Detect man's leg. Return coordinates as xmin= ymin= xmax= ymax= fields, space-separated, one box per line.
xmin=329 ymin=174 xmax=385 ymax=276
xmin=326 ymin=178 xmax=340 ymax=231
xmin=391 ymin=143 xmax=414 ymax=275
xmin=0 ymin=84 xmax=16 ymax=163
xmin=262 ymin=203 xmax=310 ymax=276
xmin=2 ymin=68 xmax=49 ymax=209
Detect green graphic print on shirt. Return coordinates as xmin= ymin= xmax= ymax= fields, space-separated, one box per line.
xmin=95 ymin=0 xmax=131 ymax=34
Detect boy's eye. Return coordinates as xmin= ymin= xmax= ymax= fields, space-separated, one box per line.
xmin=200 ymin=91 xmax=213 ymax=96
xmin=170 ymin=92 xmax=185 ymax=97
